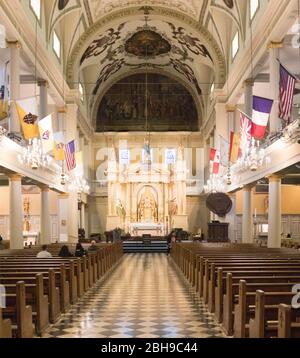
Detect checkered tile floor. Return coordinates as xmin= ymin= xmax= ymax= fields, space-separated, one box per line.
xmin=43 ymin=253 xmax=225 ymax=338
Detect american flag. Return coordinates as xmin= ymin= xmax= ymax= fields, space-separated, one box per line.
xmin=65 ymin=140 xmax=76 ymax=171
xmin=279 ymin=64 xmax=296 ymax=121
xmin=239 ymin=111 xmax=252 ymax=158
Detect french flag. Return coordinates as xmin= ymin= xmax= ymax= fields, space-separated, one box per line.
xmin=251 ymin=96 xmax=273 ymax=139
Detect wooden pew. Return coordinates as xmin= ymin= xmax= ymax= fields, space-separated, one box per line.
xmin=233 ymin=280 xmax=299 ymax=337
xmin=3 ymin=281 xmax=34 ymax=338
xmin=249 ymin=290 xmax=298 ymax=338
xmin=278 ymin=304 xmax=300 ymax=338
xmin=1 ymin=274 xmax=49 ymax=336
xmin=0 ymin=307 xmax=12 ymax=338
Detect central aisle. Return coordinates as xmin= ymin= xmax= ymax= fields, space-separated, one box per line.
xmin=45 ymin=253 xmax=225 ymax=338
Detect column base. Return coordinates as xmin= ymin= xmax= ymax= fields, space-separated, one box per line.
xmin=171 ymin=215 xmax=188 ymax=231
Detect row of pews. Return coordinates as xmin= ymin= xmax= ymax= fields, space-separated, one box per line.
xmin=0 ymin=242 xmax=123 ymax=338
xmin=171 ymin=242 xmax=300 ymax=338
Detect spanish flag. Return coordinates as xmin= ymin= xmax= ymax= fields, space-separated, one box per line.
xmin=229 ymin=131 xmax=240 ymax=163
xmin=0 ymin=85 xmax=8 ymax=121
xmin=53 ymin=132 xmax=65 ymax=161
xmin=16 ymin=97 xmax=39 ymax=140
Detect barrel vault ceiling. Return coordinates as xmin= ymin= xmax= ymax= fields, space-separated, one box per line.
xmin=44 ymin=1 xmax=247 ymax=126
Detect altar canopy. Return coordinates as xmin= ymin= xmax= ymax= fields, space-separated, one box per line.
xmin=106 ymin=146 xmax=188 ymax=234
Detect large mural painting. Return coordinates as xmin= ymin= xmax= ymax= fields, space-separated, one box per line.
xmin=96 ymin=73 xmax=198 ymax=132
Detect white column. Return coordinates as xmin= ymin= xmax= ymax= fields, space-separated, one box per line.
xmin=227 ymin=105 xmax=236 ymax=140
xmin=8 ymin=41 xmax=21 ymax=133
xmin=80 ymin=203 xmax=85 ymax=233
xmin=268 ymin=175 xmax=282 ymax=248
xmin=244 ymin=79 xmax=254 ymax=118
xmin=8 ymin=174 xmax=23 ymax=249
xmin=40 ymin=185 xmax=51 ymax=244
xmin=242 ymin=185 xmax=253 ymax=244
xmin=268 ymin=41 xmax=283 ymax=134
xmin=227 ymin=194 xmax=237 ymax=242
xmin=58 ymin=194 xmax=68 ymax=242
xmin=38 ymin=80 xmax=48 ymax=120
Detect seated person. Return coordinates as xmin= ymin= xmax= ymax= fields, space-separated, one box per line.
xmin=75 ymin=242 xmax=87 ymax=257
xmin=0 ymin=235 xmax=6 ymax=250
xmin=58 ymin=245 xmax=73 ymax=257
xmin=36 ymin=245 xmax=52 ymax=258
xmin=88 ymin=240 xmax=97 ymax=252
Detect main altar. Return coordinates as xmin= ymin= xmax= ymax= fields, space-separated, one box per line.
xmin=105 ymin=145 xmax=188 ymax=235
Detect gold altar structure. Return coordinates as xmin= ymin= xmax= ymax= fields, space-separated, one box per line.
xmin=106 ymin=145 xmax=188 ymax=235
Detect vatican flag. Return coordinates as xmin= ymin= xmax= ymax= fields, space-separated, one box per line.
xmin=53 ymin=132 xmax=65 ymax=161
xmin=38 ymin=114 xmax=54 ymax=153
xmin=75 ymin=151 xmax=83 ymax=176
xmin=16 ymin=97 xmax=39 ymax=140
xmin=0 ymin=85 xmax=8 ymax=121
xmin=229 ymin=131 xmax=240 ymax=163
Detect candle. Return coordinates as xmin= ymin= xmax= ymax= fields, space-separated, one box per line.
xmin=254 ymin=208 xmax=257 ymax=218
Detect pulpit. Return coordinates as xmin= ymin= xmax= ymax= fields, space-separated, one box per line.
xmin=207 ymin=222 xmax=229 ymax=242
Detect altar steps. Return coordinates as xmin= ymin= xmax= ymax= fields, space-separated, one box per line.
xmin=122 ymin=240 xmax=168 ymax=253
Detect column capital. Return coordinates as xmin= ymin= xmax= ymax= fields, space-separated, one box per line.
xmin=57 ymin=106 xmax=67 ymax=114
xmin=6 ymin=40 xmax=22 ymax=49
xmin=267 ymin=41 xmax=284 ymax=49
xmin=226 ymin=104 xmax=236 ymax=113
xmin=7 ymin=173 xmax=22 ymax=181
xmin=37 ymin=80 xmax=48 ymax=87
xmin=244 ymin=78 xmax=254 ymax=87
xmin=39 ymin=184 xmax=50 ymax=192
xmin=267 ymin=174 xmax=282 ymax=182
xmin=58 ymin=193 xmax=69 ymax=199
xmin=243 ymin=183 xmax=256 ymax=191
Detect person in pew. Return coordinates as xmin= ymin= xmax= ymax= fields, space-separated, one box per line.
xmin=88 ymin=240 xmax=97 ymax=252
xmin=58 ymin=245 xmax=73 ymax=257
xmin=75 ymin=242 xmax=87 ymax=257
xmin=0 ymin=235 xmax=5 ymax=250
xmin=36 ymin=245 xmax=52 ymax=258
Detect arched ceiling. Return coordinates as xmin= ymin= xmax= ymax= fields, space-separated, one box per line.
xmin=47 ymin=0 xmax=248 ymax=127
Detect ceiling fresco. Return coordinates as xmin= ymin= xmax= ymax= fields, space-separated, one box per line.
xmin=48 ymin=0 xmax=246 ymax=128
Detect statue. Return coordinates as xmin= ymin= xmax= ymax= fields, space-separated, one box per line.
xmin=138 ymin=188 xmax=157 ymax=222
xmin=177 ymin=144 xmax=184 ymax=161
xmin=23 ymin=197 xmax=31 ymax=232
xmin=143 ymin=138 xmax=151 ymax=164
xmin=109 ymin=145 xmax=117 ymax=162
xmin=168 ymin=198 xmax=178 ymax=217
xmin=116 ymin=199 xmax=126 ymax=220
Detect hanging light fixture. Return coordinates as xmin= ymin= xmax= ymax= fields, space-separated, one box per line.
xmin=18 ymin=137 xmax=52 ymax=170
xmin=203 ymin=174 xmax=227 ymax=194
xmin=17 ymin=16 xmax=52 ymax=170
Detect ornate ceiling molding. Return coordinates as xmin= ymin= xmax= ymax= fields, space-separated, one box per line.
xmin=66 ymin=6 xmax=226 ymax=87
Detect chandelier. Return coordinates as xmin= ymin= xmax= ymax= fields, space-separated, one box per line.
xmin=232 ymin=138 xmax=267 ymax=173
xmin=68 ymin=175 xmax=90 ymax=193
xmin=203 ymin=174 xmax=227 ymax=194
xmin=18 ymin=138 xmax=52 ymax=170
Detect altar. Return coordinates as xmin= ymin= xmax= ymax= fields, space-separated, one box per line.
xmin=129 ymin=222 xmax=165 ymax=236
xmin=105 ymin=145 xmax=188 ymax=233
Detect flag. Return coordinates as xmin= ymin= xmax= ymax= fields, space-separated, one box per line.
xmin=16 ymin=97 xmax=39 ymax=140
xmin=75 ymin=151 xmax=83 ymax=175
xmin=38 ymin=114 xmax=54 ymax=153
xmin=279 ymin=64 xmax=296 ymax=121
xmin=0 ymin=85 xmax=8 ymax=121
xmin=239 ymin=111 xmax=252 ymax=158
xmin=65 ymin=140 xmax=76 ymax=171
xmin=210 ymin=148 xmax=220 ymax=174
xmin=229 ymin=132 xmax=240 ymax=163
xmin=219 ymin=136 xmax=230 ymax=167
xmin=252 ymin=96 xmax=273 ymax=139
xmin=53 ymin=132 xmax=65 ymax=161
